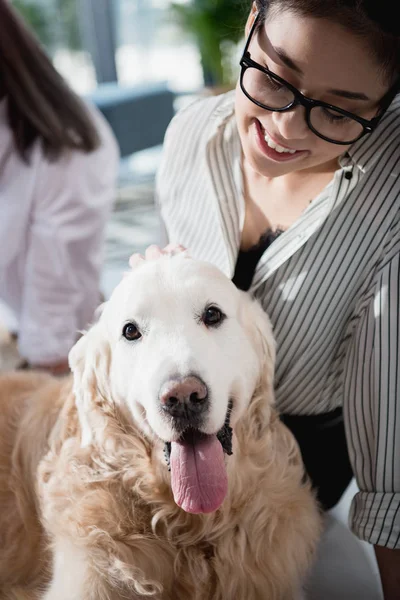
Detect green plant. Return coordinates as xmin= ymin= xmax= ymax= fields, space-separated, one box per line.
xmin=171 ymin=0 xmax=247 ymax=87
xmin=12 ymin=0 xmax=52 ymax=47
xmin=54 ymin=0 xmax=82 ymax=51
xmin=12 ymin=0 xmax=82 ymax=52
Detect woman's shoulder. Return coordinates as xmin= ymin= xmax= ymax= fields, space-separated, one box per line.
xmin=31 ymin=101 xmax=119 ymax=180
xmin=379 ymin=94 xmax=400 ymax=153
xmin=368 ymin=95 xmax=400 ymax=167
xmin=164 ymin=90 xmax=235 ymax=148
xmin=386 ymin=93 xmax=400 ymax=120
xmin=348 ymin=95 xmax=400 ymax=182
xmin=84 ymin=101 xmax=119 ymax=157
xmin=11 ymin=100 xmax=119 ymax=208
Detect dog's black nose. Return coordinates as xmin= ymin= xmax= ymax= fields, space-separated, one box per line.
xmin=159 ymin=376 xmax=209 ymax=419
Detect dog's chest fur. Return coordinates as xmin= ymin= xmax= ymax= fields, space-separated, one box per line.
xmin=38 ymin=402 xmax=229 ymax=597
xmin=36 ymin=394 xmax=319 ymax=600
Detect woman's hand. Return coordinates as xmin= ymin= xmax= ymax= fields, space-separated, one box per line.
xmin=27 ymin=359 xmax=70 ymax=377
xmin=375 ymin=546 xmax=400 ymax=600
xmin=129 ymin=244 xmax=187 ymax=269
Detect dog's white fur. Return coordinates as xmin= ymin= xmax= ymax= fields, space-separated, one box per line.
xmin=0 ymin=255 xmax=321 ymax=600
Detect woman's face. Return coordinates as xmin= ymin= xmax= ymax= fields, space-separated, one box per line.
xmin=235 ymin=9 xmax=390 ymax=178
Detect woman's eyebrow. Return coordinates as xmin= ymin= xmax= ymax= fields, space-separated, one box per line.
xmin=273 ymin=45 xmax=371 ymax=101
xmin=273 ymin=45 xmax=304 ymax=74
xmin=327 ymin=88 xmax=370 ymax=101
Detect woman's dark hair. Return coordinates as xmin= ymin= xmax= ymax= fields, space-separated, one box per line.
xmin=254 ymin=0 xmax=400 ymax=86
xmin=0 ymin=0 xmax=100 ymax=160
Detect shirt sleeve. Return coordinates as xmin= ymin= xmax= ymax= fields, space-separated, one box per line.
xmin=18 ymin=111 xmax=119 ymax=365
xmin=344 ymin=216 xmax=400 ymax=549
xmin=157 ymin=208 xmax=169 ymax=247
xmin=155 ymin=170 xmax=169 ymax=247
xmin=154 ymin=109 xmax=180 ymax=246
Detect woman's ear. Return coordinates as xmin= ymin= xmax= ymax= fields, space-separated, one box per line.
xmin=68 ymin=321 xmax=112 ymax=447
xmin=245 ymin=2 xmax=259 ymax=38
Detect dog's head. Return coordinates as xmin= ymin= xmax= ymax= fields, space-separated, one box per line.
xmin=69 ymin=254 xmax=275 ymax=514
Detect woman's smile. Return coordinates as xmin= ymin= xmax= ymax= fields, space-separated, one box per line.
xmin=253 ymin=118 xmax=309 ymax=162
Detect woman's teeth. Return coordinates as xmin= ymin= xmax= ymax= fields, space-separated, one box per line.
xmin=264 ymin=131 xmax=297 ymax=154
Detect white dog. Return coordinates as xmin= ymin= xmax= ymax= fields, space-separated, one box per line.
xmin=0 ymin=254 xmax=321 ymax=600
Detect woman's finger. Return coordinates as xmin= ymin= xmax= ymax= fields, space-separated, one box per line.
xmin=128 ymin=244 xmax=187 ymax=273
xmin=128 ymin=253 xmax=145 ymax=269
xmin=145 ymin=245 xmax=164 ymax=260
xmin=163 ymin=243 xmax=187 ymax=255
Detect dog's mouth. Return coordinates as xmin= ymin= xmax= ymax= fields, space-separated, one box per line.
xmin=163 ymin=400 xmax=233 ymax=515
xmin=164 ymin=400 xmax=233 ymax=462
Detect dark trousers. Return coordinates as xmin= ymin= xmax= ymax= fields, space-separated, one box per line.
xmin=281 ymin=407 xmax=354 ymax=511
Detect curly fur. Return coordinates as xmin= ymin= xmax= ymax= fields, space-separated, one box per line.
xmin=0 ymin=256 xmax=321 ymax=600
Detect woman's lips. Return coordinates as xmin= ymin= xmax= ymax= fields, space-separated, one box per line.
xmin=254 ymin=119 xmax=308 ymax=162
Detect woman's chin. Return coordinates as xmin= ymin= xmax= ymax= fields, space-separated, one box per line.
xmin=245 ymin=148 xmax=310 ymax=178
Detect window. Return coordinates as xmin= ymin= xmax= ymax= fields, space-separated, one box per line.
xmin=115 ymin=0 xmax=203 ymax=92
xmin=12 ymin=0 xmax=97 ymax=93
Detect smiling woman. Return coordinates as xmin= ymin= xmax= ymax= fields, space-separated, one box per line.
xmin=156 ymin=0 xmax=400 ymax=598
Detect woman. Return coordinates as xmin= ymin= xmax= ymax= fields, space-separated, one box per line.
xmin=0 ymin=0 xmax=119 ymax=374
xmin=156 ymin=0 xmax=400 ymax=597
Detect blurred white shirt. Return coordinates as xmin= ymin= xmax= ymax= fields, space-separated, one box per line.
xmin=0 ymin=98 xmax=119 ymax=365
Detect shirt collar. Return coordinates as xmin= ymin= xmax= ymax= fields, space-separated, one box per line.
xmin=206 ymin=90 xmax=236 ymax=137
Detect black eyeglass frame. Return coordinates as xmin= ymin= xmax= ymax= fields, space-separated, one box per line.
xmin=240 ymin=12 xmax=400 ymax=145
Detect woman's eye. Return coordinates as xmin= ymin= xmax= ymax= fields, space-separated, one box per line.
xmin=265 ymin=73 xmax=284 ymax=91
xmin=202 ymin=306 xmax=225 ymax=327
xmin=122 ymin=323 xmax=142 ymax=341
xmin=321 ymin=108 xmax=351 ymax=125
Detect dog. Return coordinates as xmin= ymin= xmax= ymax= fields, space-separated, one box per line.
xmin=0 ymin=254 xmax=321 ymax=600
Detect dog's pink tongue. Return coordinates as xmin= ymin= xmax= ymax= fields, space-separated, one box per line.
xmin=170 ymin=434 xmax=227 ymax=514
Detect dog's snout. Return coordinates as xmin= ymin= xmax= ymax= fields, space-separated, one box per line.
xmin=159 ymin=376 xmax=208 ymax=418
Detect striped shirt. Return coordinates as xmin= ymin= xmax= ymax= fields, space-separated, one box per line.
xmin=156 ymin=90 xmax=400 ymax=549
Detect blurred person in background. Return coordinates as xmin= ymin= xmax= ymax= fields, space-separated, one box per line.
xmin=0 ymin=0 xmax=119 ymax=375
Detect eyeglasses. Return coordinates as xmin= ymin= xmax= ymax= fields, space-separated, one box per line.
xmin=239 ymin=12 xmax=399 ymax=145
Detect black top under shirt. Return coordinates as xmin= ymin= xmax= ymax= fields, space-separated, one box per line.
xmin=232 ymin=229 xmax=284 ymax=291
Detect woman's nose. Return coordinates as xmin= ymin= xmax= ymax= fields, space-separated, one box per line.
xmin=271 ymin=105 xmax=309 ymax=141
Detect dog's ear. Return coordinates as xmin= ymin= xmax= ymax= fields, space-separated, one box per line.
xmin=238 ymin=291 xmax=276 ymax=402
xmin=68 ymin=321 xmax=112 ymax=447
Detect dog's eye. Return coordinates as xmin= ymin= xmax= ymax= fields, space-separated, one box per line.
xmin=202 ymin=306 xmax=224 ymax=327
xmin=122 ymin=323 xmax=142 ymax=341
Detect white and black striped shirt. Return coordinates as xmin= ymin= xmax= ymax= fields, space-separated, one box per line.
xmin=156 ymin=91 xmax=400 ymax=549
